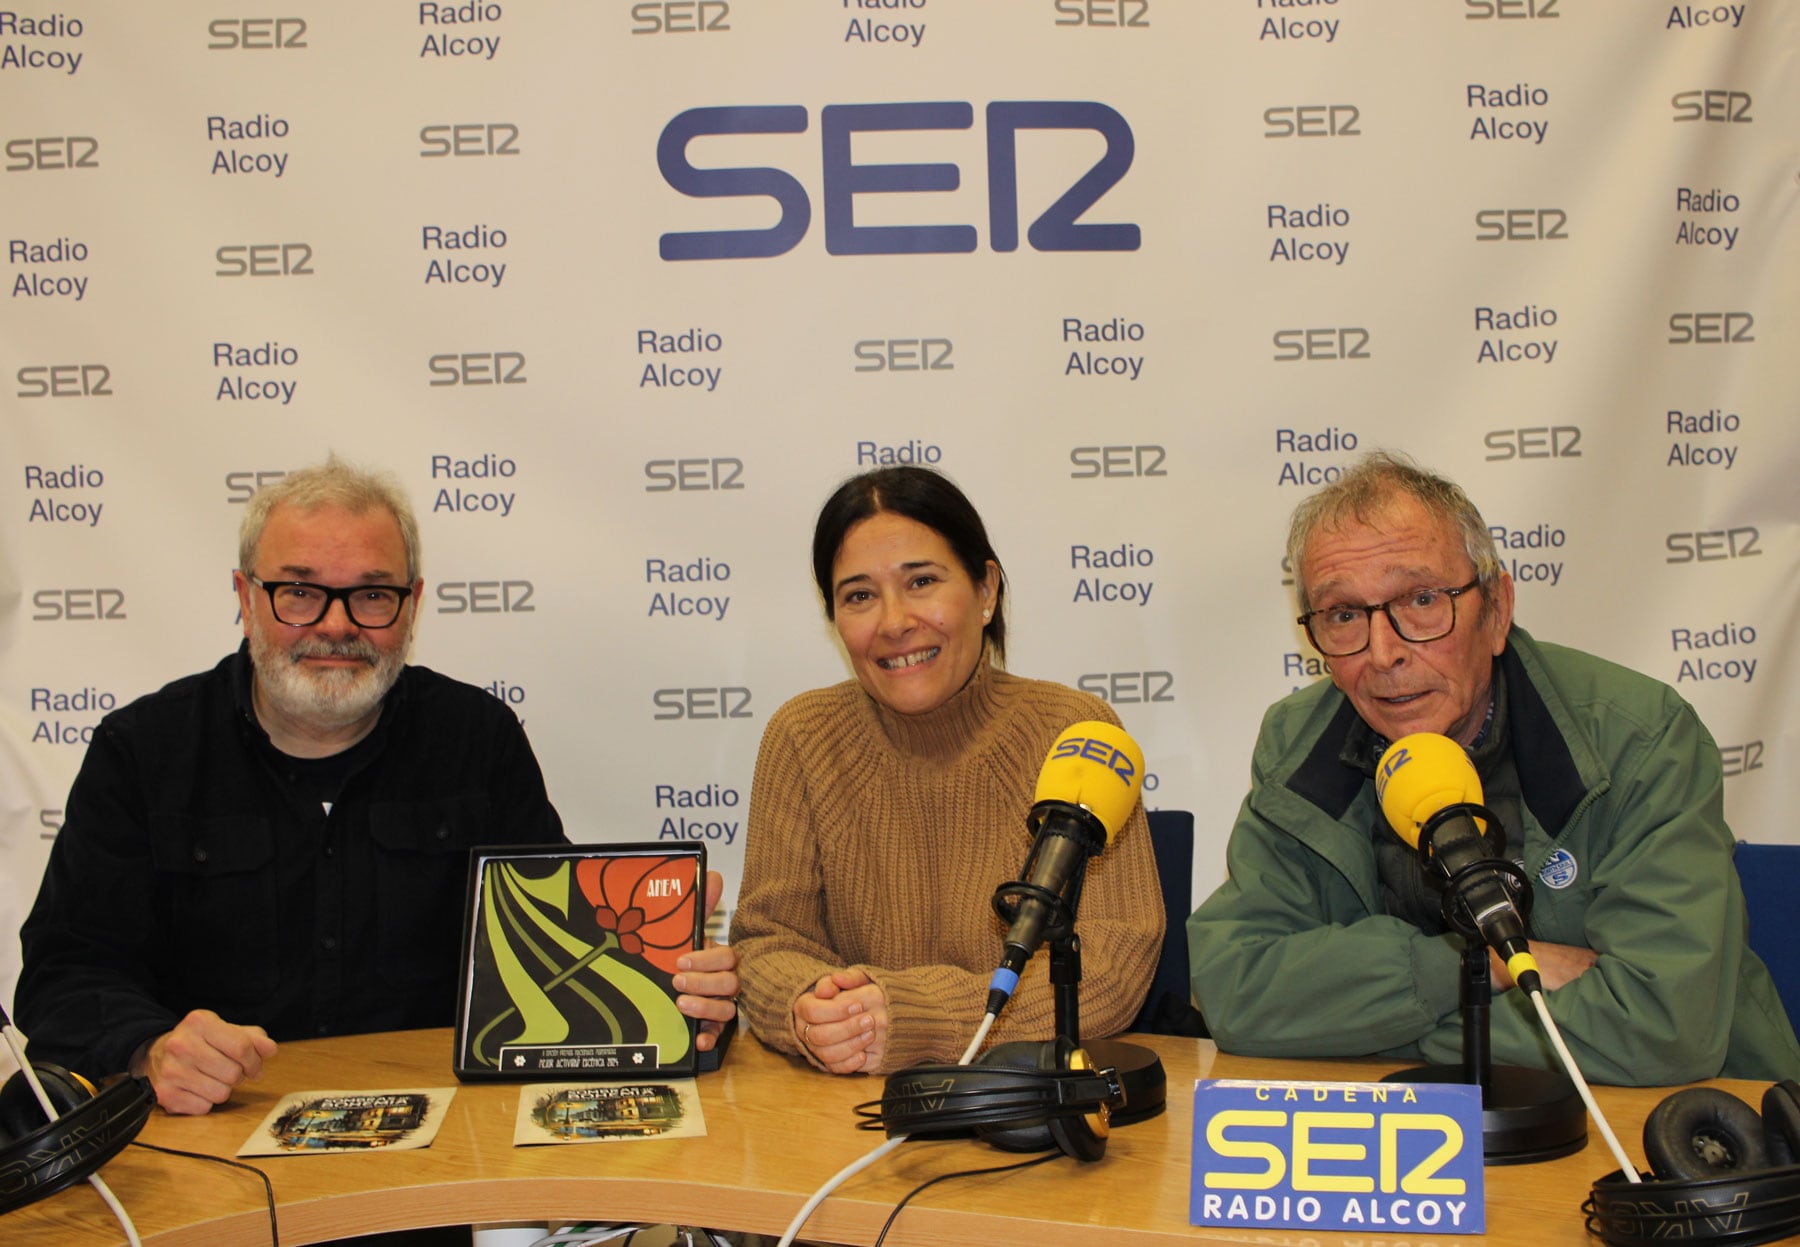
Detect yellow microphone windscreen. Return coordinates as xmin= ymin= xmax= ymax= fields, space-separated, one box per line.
xmin=1033 ymin=721 xmax=1145 ymax=843
xmin=1376 ymin=732 xmax=1484 ymax=849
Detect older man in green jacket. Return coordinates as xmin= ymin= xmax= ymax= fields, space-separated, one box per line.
xmin=1188 ymin=451 xmax=1798 ymax=1085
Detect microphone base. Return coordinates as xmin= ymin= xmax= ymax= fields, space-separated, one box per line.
xmin=1084 ymin=1038 xmax=1165 ymax=1126
xmin=1383 ymin=1063 xmax=1586 ymax=1165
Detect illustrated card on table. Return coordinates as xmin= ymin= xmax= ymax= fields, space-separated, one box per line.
xmin=237 ymin=1087 xmax=457 ymax=1156
xmin=512 ymin=1079 xmax=707 ymax=1145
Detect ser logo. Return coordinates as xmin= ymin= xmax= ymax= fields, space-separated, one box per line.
xmin=1076 ymin=671 xmax=1174 ymax=704
xmin=645 ymin=458 xmax=744 ymax=492
xmin=1054 ymin=0 xmax=1151 ymax=25
xmin=1050 ymin=734 xmax=1136 ymax=785
xmin=207 ymin=18 xmax=308 ymax=49
xmin=658 ymin=100 xmax=1137 ymax=259
xmin=853 ymin=339 xmax=953 ymax=372
xmin=17 ymin=364 xmax=111 ymax=397
xmin=226 ymin=469 xmax=290 ymax=504
xmin=1199 ymin=1107 xmax=1468 ymax=1201
xmin=1484 ymin=427 xmax=1581 ymax=460
xmin=1375 ymin=747 xmax=1413 ymax=802
xmin=4 ymin=137 xmax=99 ymax=171
xmin=1668 ymin=312 xmax=1754 ymax=344
xmin=1475 ymin=209 xmax=1566 ymax=241
xmin=1263 ymin=106 xmax=1360 ymax=138
xmin=420 ymin=124 xmax=520 ymax=158
xmin=1672 ymin=91 xmax=1752 ymax=123
xmin=428 ymin=352 xmax=527 ymax=386
xmin=1720 ymin=742 xmax=1764 ymax=777
xmin=631 ymin=1 xmax=729 ymax=32
xmin=33 ymin=589 xmax=126 ymax=620
xmin=436 ymin=580 xmax=535 ymax=613
xmin=216 ymin=243 xmax=313 ymax=276
xmin=653 ymin=687 xmax=753 ymax=720
xmin=1666 ymin=527 xmax=1759 ymax=563
xmin=1071 ymin=445 xmax=1166 ymax=478
xmin=1464 ymin=0 xmax=1558 ymax=16
xmin=1274 ymin=328 xmax=1369 ymax=362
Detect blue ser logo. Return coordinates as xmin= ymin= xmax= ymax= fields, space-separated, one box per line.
xmin=1374 ymin=747 xmax=1411 ymax=802
xmin=1052 ymin=735 xmax=1137 ymax=786
xmin=657 ymin=101 xmax=1138 ymax=260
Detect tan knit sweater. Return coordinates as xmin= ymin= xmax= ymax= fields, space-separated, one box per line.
xmin=732 ymin=659 xmax=1164 ymax=1073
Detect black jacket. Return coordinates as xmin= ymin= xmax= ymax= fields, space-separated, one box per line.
xmin=16 ymin=646 xmax=566 ymax=1076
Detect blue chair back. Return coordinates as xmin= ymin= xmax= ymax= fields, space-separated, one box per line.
xmin=1736 ymin=841 xmax=1800 ymax=1037
xmin=1133 ymin=809 xmax=1208 ymax=1036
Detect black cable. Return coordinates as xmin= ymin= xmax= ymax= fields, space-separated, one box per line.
xmin=871 ymin=1150 xmax=1061 ymax=1247
xmin=129 ymin=1140 xmax=279 ymax=1247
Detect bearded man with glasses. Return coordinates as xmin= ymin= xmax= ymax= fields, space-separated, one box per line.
xmin=17 ymin=456 xmax=739 ymax=1123
xmin=1187 ymin=450 xmax=1797 ymax=1085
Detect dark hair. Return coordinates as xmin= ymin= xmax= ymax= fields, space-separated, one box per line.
xmin=811 ymin=466 xmax=1007 ymax=663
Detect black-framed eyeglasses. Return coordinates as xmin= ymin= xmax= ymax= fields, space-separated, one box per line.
xmin=247 ymin=575 xmax=414 ymax=629
xmin=1298 ymin=579 xmax=1482 ymax=658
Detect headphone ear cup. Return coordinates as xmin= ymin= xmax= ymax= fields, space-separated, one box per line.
xmin=969 ymin=1038 xmax=1110 ymax=1162
xmin=866 ymin=1041 xmax=1117 ymax=1163
xmin=0 ymin=1062 xmax=95 ymax=1143
xmin=1760 ymin=1080 xmax=1800 ymax=1168
xmin=978 ymin=1040 xmax=1054 ymax=1070
xmin=971 ymin=1041 xmax=1061 ymax=1154
xmin=0 ymin=1067 xmax=150 ymax=1218
xmin=1644 ymin=1087 xmax=1770 ymax=1180
xmin=1045 ymin=1098 xmax=1107 ymax=1162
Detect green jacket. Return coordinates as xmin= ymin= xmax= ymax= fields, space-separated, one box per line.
xmin=1187 ymin=627 xmax=1799 ymax=1085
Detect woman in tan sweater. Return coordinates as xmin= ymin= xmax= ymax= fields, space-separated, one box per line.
xmin=732 ymin=466 xmax=1163 ymax=1075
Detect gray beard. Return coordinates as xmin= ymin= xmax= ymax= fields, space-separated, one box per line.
xmin=248 ymin=625 xmax=407 ymax=731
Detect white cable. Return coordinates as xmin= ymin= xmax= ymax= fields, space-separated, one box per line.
xmin=2 ymin=1022 xmax=146 ymax=1242
xmin=958 ymin=1012 xmax=997 ymax=1065
xmin=775 ymin=1135 xmax=909 ymax=1247
xmin=774 ymin=1010 xmax=1000 ymax=1247
xmin=1527 ymin=989 xmax=1640 ymax=1183
xmin=3 ymin=1023 xmax=60 ymax=1120
xmin=83 ymin=1174 xmax=144 ymax=1247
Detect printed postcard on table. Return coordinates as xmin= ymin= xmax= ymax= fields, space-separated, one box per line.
xmin=237 ymin=1087 xmax=457 ymax=1156
xmin=512 ymin=1079 xmax=707 ymax=1145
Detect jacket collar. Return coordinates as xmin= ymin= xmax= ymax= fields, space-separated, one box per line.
xmin=1282 ymin=626 xmax=1591 ymax=838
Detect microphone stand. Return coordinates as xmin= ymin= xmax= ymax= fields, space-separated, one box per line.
xmin=1383 ymin=931 xmax=1587 ymax=1164
xmin=1051 ymin=931 xmax=1166 ymax=1125
xmin=1459 ymin=937 xmax=1493 ymax=1095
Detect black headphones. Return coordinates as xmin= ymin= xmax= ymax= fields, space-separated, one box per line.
xmin=0 ymin=1061 xmax=155 ymax=1216
xmin=854 ymin=1038 xmax=1123 ymax=1162
xmin=1585 ymin=1079 xmax=1800 ymax=1247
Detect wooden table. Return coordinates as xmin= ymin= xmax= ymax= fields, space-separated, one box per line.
xmin=8 ymin=1026 xmax=1734 ymax=1246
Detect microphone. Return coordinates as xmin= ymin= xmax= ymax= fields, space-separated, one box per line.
xmin=1376 ymin=732 xmax=1542 ymax=995
xmin=988 ymin=721 xmax=1145 ymax=1014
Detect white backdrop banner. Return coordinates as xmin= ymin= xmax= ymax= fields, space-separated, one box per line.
xmin=3 ymin=2 xmax=1795 ymax=1017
